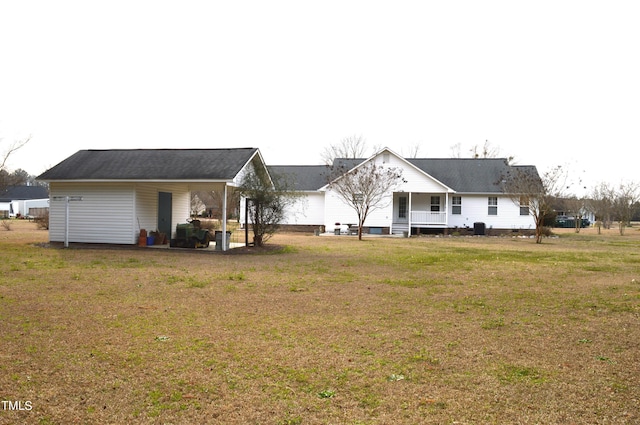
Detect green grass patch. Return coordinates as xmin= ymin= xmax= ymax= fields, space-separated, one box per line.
xmin=2 ymin=222 xmax=640 ymax=424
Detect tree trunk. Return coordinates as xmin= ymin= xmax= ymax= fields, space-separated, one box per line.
xmin=535 ymin=216 xmax=544 ymax=244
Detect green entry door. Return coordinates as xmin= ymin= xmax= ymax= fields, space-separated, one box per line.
xmin=158 ymin=192 xmax=172 ymax=238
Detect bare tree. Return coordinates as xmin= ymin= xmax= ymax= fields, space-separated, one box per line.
xmin=611 ymin=181 xmax=639 ymax=236
xmin=450 ymin=142 xmax=462 ymax=158
xmin=400 ymin=143 xmax=422 ymax=158
xmin=450 ymin=140 xmax=515 ymax=163
xmin=321 ymin=135 xmax=370 ymax=165
xmin=218 ymin=189 xmax=241 ymax=219
xmin=589 ymin=182 xmax=615 ymax=233
xmin=190 ymin=189 xmax=240 ymax=220
xmin=503 ymin=164 xmax=567 ymax=243
xmin=0 ymin=135 xmax=30 ymax=191
xmin=470 ymin=140 xmax=501 ymax=158
xmin=563 ymin=196 xmax=587 ymax=233
xmin=328 ymin=160 xmax=405 ymax=240
xmin=190 ymin=194 xmax=206 ymax=217
xmin=588 ymin=181 xmax=639 ymax=235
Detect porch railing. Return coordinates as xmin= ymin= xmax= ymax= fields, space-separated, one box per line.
xmin=410 ymin=210 xmax=447 ymax=225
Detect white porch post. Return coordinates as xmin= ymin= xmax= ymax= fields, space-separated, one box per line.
xmin=222 ymin=183 xmax=228 ymax=251
xmin=408 ymin=192 xmax=412 ymax=235
xmin=445 ymin=192 xmax=449 ymax=227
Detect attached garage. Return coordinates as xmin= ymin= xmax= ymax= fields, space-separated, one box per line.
xmin=38 ymin=148 xmax=268 ymax=250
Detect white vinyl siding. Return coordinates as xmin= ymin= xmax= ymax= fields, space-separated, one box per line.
xmin=447 ymin=195 xmax=535 ymax=230
xmin=49 ymin=183 xmax=136 ymax=244
xmin=48 ymin=182 xmax=193 ymax=244
xmin=281 ymin=192 xmax=324 ymax=226
xmin=135 ymin=183 xmax=191 ymax=240
xmin=324 ymin=189 xmax=394 ymax=231
xmin=135 ymin=184 xmax=159 ymax=235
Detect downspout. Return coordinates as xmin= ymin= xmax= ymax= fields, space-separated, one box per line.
xmin=445 ymin=192 xmax=449 ymax=228
xmin=65 ymin=196 xmax=70 ymax=248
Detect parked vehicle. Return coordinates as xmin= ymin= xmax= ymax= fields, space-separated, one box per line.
xmin=170 ymin=219 xmax=211 ymax=248
xmin=554 ymin=216 xmax=590 ymax=228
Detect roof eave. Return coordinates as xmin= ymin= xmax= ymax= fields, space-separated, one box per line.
xmin=43 ymin=179 xmax=236 ymax=184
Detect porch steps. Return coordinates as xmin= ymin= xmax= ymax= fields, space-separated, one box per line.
xmin=391 ymin=223 xmax=409 ymax=235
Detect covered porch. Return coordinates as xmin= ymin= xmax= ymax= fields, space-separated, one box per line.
xmin=184 ymin=182 xmax=237 ymax=250
xmin=391 ymin=192 xmax=450 ymax=235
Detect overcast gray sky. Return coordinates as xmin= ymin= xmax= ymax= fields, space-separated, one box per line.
xmin=1 ymin=1 xmax=638 ymax=195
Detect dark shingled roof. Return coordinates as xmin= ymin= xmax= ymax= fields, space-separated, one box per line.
xmin=37 ymin=148 xmax=260 ymax=181
xmin=328 ymin=157 xmax=531 ymax=193
xmin=330 ymin=157 xmax=531 ymax=193
xmin=268 ymin=165 xmax=331 ymax=191
xmin=0 ymin=185 xmax=49 ymax=202
xmin=407 ymin=158 xmax=519 ymax=193
xmin=271 ymin=157 xmax=538 ymax=194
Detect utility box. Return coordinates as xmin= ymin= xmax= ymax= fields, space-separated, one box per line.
xmin=474 ymin=222 xmax=486 ymax=236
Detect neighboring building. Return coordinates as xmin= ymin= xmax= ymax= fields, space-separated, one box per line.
xmin=271 ymin=148 xmax=539 ymax=235
xmin=0 ymin=185 xmax=50 ymax=218
xmin=37 ymin=148 xmax=267 ymax=248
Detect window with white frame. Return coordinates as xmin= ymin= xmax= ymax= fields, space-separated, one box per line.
xmin=452 ymin=196 xmax=462 ymax=215
xmin=398 ymin=196 xmax=407 ymax=219
xmin=519 ymin=196 xmax=529 ymax=215
xmin=488 ymin=196 xmax=498 ymax=215
xmin=430 ymin=196 xmax=441 ymax=212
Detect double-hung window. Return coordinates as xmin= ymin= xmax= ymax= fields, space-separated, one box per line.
xmin=430 ymin=196 xmax=441 ymax=212
xmin=488 ymin=197 xmax=498 ymax=215
xmin=452 ymin=196 xmax=462 ymax=215
xmin=519 ymin=196 xmax=529 ymax=215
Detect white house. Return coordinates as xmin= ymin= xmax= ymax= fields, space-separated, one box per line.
xmin=37 ymin=148 xmax=268 ymax=249
xmin=271 ymin=148 xmax=539 ymax=235
xmin=263 ymin=165 xmax=329 ymax=230
xmin=0 ymin=185 xmax=50 ymax=218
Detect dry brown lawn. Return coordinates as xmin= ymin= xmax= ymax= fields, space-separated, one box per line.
xmin=1 ymin=220 xmax=639 ymax=424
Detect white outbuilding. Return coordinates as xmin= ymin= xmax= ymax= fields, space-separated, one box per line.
xmin=37 ymin=148 xmax=268 ymax=249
